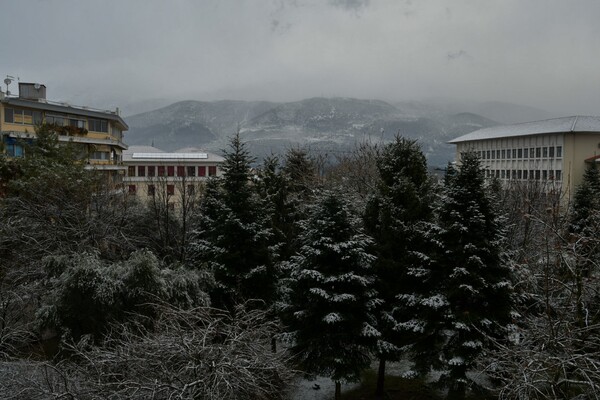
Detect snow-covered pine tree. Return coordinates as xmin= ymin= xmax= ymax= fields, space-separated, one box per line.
xmin=187 ymin=133 xmax=275 ymax=310
xmin=571 ymin=163 xmax=600 ymax=234
xmin=364 ymin=137 xmax=443 ymax=397
xmin=284 ymin=191 xmax=379 ymax=400
xmin=438 ymin=151 xmax=513 ymax=399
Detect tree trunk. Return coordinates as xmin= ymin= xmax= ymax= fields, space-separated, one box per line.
xmin=334 ymin=380 xmax=341 ymax=400
xmin=375 ymin=357 xmax=386 ymax=399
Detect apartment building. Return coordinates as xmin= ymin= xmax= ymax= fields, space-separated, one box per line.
xmin=0 ymin=81 xmax=128 ymax=184
xmin=123 ymin=145 xmax=224 ymax=202
xmin=449 ymin=116 xmax=600 ymax=200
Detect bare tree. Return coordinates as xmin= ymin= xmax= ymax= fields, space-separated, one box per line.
xmin=0 ymin=304 xmax=295 ymax=399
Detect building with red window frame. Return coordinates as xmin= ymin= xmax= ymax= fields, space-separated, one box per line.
xmin=123 ymin=145 xmax=224 ymax=202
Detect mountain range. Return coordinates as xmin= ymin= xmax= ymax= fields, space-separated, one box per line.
xmin=124 ymin=97 xmax=555 ymax=167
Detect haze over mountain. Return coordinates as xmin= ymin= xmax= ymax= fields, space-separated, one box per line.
xmin=125 ymin=97 xmax=522 ymax=167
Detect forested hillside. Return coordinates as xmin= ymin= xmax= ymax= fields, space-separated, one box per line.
xmin=125 ymin=97 xmax=499 ymax=167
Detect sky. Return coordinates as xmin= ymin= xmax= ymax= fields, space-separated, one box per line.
xmin=1 ymin=0 xmax=599 ymax=116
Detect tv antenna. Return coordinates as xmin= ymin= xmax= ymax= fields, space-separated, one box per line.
xmin=4 ymin=75 xmax=17 ymax=95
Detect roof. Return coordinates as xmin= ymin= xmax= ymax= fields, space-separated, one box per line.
xmin=1 ymin=97 xmax=129 ymax=130
xmin=449 ymin=116 xmax=600 ymax=143
xmin=123 ymin=145 xmax=224 ymax=163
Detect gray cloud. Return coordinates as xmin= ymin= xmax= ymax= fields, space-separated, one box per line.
xmin=447 ymin=50 xmax=470 ymax=61
xmin=0 ymin=0 xmax=599 ymax=116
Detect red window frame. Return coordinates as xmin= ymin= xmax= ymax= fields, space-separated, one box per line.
xmin=167 ymin=166 xmax=175 ymax=177
xmin=208 ymin=166 xmax=217 ymax=176
xmin=198 ymin=166 xmax=206 ymax=177
xmin=177 ymin=166 xmax=185 ymax=177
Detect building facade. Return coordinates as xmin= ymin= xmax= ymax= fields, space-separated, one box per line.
xmin=0 ymin=82 xmax=128 ymax=183
xmin=123 ymin=145 xmax=225 ymax=204
xmin=449 ymin=116 xmax=600 ymax=201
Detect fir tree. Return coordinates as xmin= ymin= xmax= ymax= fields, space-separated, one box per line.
xmin=364 ymin=137 xmax=442 ymax=397
xmin=187 ymin=133 xmax=275 ymax=310
xmin=284 ymin=192 xmax=379 ymax=400
xmin=571 ymin=163 xmax=600 ymax=234
xmin=437 ymin=152 xmax=513 ymax=399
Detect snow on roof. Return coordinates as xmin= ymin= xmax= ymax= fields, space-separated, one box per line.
xmin=449 ymin=116 xmax=600 ymax=144
xmin=123 ymin=145 xmax=224 ymax=162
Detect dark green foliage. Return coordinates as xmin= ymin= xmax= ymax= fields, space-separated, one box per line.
xmin=571 ymin=164 xmax=600 ymax=233
xmin=284 ymin=192 xmax=379 ymax=385
xmin=364 ymin=137 xmax=442 ymax=386
xmin=38 ymin=251 xmax=210 ymax=341
xmin=437 ymin=152 xmax=513 ymax=398
xmin=283 ymin=147 xmax=317 ymax=196
xmin=187 ymin=133 xmax=275 ymax=310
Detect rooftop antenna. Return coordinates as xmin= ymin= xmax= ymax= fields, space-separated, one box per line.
xmin=4 ymin=75 xmax=15 ymax=96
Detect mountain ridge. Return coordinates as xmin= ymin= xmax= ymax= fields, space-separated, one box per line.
xmin=124 ymin=97 xmax=504 ymax=167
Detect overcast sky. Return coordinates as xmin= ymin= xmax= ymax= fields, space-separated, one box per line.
xmin=1 ymin=0 xmax=599 ymax=115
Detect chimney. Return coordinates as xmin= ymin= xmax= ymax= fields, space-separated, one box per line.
xmin=18 ymin=82 xmax=46 ymax=101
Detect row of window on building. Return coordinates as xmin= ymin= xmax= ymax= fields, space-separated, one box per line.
xmin=478 ymin=145 xmax=563 ymax=160
xmin=4 ymin=107 xmax=110 ymax=133
xmin=485 ymin=169 xmax=562 ymax=181
xmin=128 ymin=184 xmax=196 ymax=196
xmin=127 ymin=165 xmax=218 ymax=178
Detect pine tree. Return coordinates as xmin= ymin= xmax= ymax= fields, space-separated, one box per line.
xmin=284 ymin=192 xmax=379 ymax=400
xmin=187 ymin=133 xmax=275 ymax=310
xmin=437 ymin=152 xmax=513 ymax=399
xmin=364 ymin=137 xmax=443 ymax=397
xmin=571 ymin=163 xmax=600 ymax=234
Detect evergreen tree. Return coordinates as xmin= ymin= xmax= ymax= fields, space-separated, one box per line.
xmin=571 ymin=163 xmax=600 ymax=235
xmin=364 ymin=137 xmax=442 ymax=397
xmin=187 ymin=133 xmax=275 ymax=310
xmin=283 ymin=147 xmax=318 ymax=196
xmin=437 ymin=152 xmax=513 ymax=399
xmin=284 ymin=192 xmax=379 ymax=400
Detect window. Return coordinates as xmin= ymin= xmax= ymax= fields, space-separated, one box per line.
xmin=542 ymin=170 xmax=548 ymax=180
xmin=148 ymin=185 xmax=155 ymax=196
xmin=535 ymin=147 xmax=541 ymax=158
xmin=5 ymin=108 xmax=42 ymax=125
xmin=4 ymin=108 xmax=13 ymax=123
xmin=167 ymin=184 xmax=175 ymax=196
xmin=517 ymin=170 xmax=522 ymax=179
xmin=529 ymin=170 xmax=534 ymax=179
xmin=491 ymin=151 xmax=495 ymax=160
xmin=128 ymin=185 xmax=136 ymax=194
xmin=128 ymin=166 xmax=136 ymax=176
xmin=148 ymin=166 xmax=156 ymax=177
xmin=511 ymin=170 xmax=517 ymax=179
xmin=501 ymin=149 xmax=506 ymax=159
xmin=88 ymin=118 xmax=108 ymax=132
xmin=496 ymin=150 xmax=500 ymax=159
xmin=177 ymin=166 xmax=185 ymax=177
xmin=167 ymin=166 xmax=175 ymax=177
xmin=91 ymin=152 xmax=110 ymax=160
xmin=524 ymin=148 xmax=529 ymax=158
xmin=523 ymin=170 xmax=528 ymax=180
xmin=6 ymin=143 xmax=24 ymax=157
xmin=198 ymin=166 xmax=206 ymax=177
xmin=535 ymin=170 xmax=541 ymax=180
xmin=45 ymin=115 xmax=65 ymax=126
xmin=501 ymin=170 xmax=506 ymax=179
xmin=549 ymin=146 xmax=555 ymax=157
xmin=208 ymin=166 xmax=217 ymax=176
xmin=69 ymin=118 xmax=85 ymax=129
xmin=556 ymin=170 xmax=562 ymax=180
xmin=507 ymin=149 xmax=511 ymax=159
xmin=556 ymin=146 xmax=562 ymax=158
xmin=517 ymin=148 xmax=523 ymax=158
xmin=158 ymin=166 xmax=166 ymax=176
xmin=542 ymin=147 xmax=548 ymax=158
xmin=496 ymin=170 xmax=500 ymax=178
xmin=530 ymin=148 xmax=535 ymax=158
xmin=138 ymin=166 xmax=146 ymax=177
xmin=512 ymin=149 xmax=517 ymax=159
xmin=187 ymin=166 xmax=196 ymax=176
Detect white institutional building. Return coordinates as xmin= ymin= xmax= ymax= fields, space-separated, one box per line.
xmin=449 ymin=116 xmax=600 ymax=201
